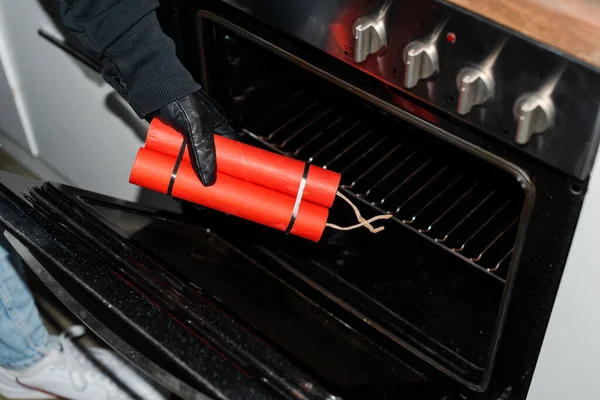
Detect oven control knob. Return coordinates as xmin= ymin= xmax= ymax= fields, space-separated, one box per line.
xmin=352 ymin=0 xmax=394 ymax=63
xmin=353 ymin=14 xmax=387 ymax=63
xmin=513 ymin=93 xmax=555 ymax=145
xmin=456 ymin=66 xmax=495 ymax=115
xmin=402 ymin=41 xmax=439 ymax=88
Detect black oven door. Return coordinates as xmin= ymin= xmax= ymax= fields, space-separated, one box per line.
xmin=0 ymin=172 xmax=456 ymax=400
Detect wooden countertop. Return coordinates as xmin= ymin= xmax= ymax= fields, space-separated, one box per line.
xmin=446 ymin=0 xmax=600 ymax=69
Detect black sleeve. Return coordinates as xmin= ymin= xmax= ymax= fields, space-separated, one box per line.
xmin=56 ymin=0 xmax=200 ymax=118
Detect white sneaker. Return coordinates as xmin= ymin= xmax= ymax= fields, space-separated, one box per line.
xmin=0 ymin=326 xmax=168 ymax=400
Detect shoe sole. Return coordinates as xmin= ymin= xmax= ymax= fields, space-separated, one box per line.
xmin=0 ymin=377 xmax=59 ymax=399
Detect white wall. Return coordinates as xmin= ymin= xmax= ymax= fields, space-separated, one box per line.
xmin=527 ymin=146 xmax=600 ymax=398
xmin=0 ymin=14 xmax=37 ymax=156
xmin=0 ymin=0 xmax=146 ymax=201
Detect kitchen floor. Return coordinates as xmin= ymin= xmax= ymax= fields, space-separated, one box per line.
xmin=0 ymin=149 xmax=182 ymax=400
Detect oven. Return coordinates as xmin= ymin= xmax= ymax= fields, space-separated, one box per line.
xmin=0 ymin=1 xmax=599 ymax=399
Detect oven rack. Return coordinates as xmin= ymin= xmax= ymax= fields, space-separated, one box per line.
xmin=240 ymin=90 xmax=523 ymax=279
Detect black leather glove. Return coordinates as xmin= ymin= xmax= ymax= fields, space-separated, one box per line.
xmin=150 ymin=89 xmax=237 ymax=186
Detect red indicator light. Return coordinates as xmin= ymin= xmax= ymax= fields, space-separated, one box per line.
xmin=446 ymin=32 xmax=456 ymax=44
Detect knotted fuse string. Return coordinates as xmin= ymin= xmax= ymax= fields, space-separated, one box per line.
xmin=326 ymin=191 xmax=393 ymax=233
xmin=283 ymin=162 xmax=392 ymax=234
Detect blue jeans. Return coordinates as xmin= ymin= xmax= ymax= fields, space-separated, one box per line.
xmin=0 ymin=240 xmax=49 ymax=369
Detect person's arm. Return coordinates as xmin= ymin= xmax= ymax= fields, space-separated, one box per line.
xmin=55 ymin=0 xmax=235 ymax=186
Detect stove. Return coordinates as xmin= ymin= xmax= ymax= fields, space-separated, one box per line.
xmin=0 ymin=1 xmax=598 ymax=399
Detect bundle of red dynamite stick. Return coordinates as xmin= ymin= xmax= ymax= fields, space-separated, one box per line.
xmin=129 ymin=119 xmax=390 ymax=242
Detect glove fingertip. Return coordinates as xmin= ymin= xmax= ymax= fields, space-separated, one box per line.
xmin=198 ymin=168 xmax=217 ymax=187
xmin=203 ymin=172 xmax=217 ymax=186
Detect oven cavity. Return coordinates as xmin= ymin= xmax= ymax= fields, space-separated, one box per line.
xmin=198 ymin=18 xmax=529 ymax=389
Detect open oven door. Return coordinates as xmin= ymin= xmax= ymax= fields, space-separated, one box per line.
xmin=0 ymin=171 xmax=452 ymax=400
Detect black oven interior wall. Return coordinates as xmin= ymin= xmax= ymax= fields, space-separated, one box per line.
xmin=158 ymin=2 xmax=588 ymax=398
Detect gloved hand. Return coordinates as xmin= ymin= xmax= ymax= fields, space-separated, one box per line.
xmin=150 ymin=89 xmax=237 ymax=186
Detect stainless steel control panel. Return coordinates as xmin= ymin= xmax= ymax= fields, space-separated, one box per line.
xmin=220 ymin=0 xmax=600 ymax=180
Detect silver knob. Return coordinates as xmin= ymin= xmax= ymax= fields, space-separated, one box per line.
xmin=456 ymin=66 xmax=495 ymax=115
xmin=352 ymin=0 xmax=393 ymax=63
xmin=353 ymin=15 xmax=386 ymax=63
xmin=402 ymin=41 xmax=439 ymax=88
xmin=514 ymin=93 xmax=555 ymax=145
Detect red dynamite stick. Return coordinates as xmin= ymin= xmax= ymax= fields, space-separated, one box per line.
xmin=145 ymin=119 xmax=341 ymax=208
xmin=129 ymin=148 xmax=330 ymax=242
